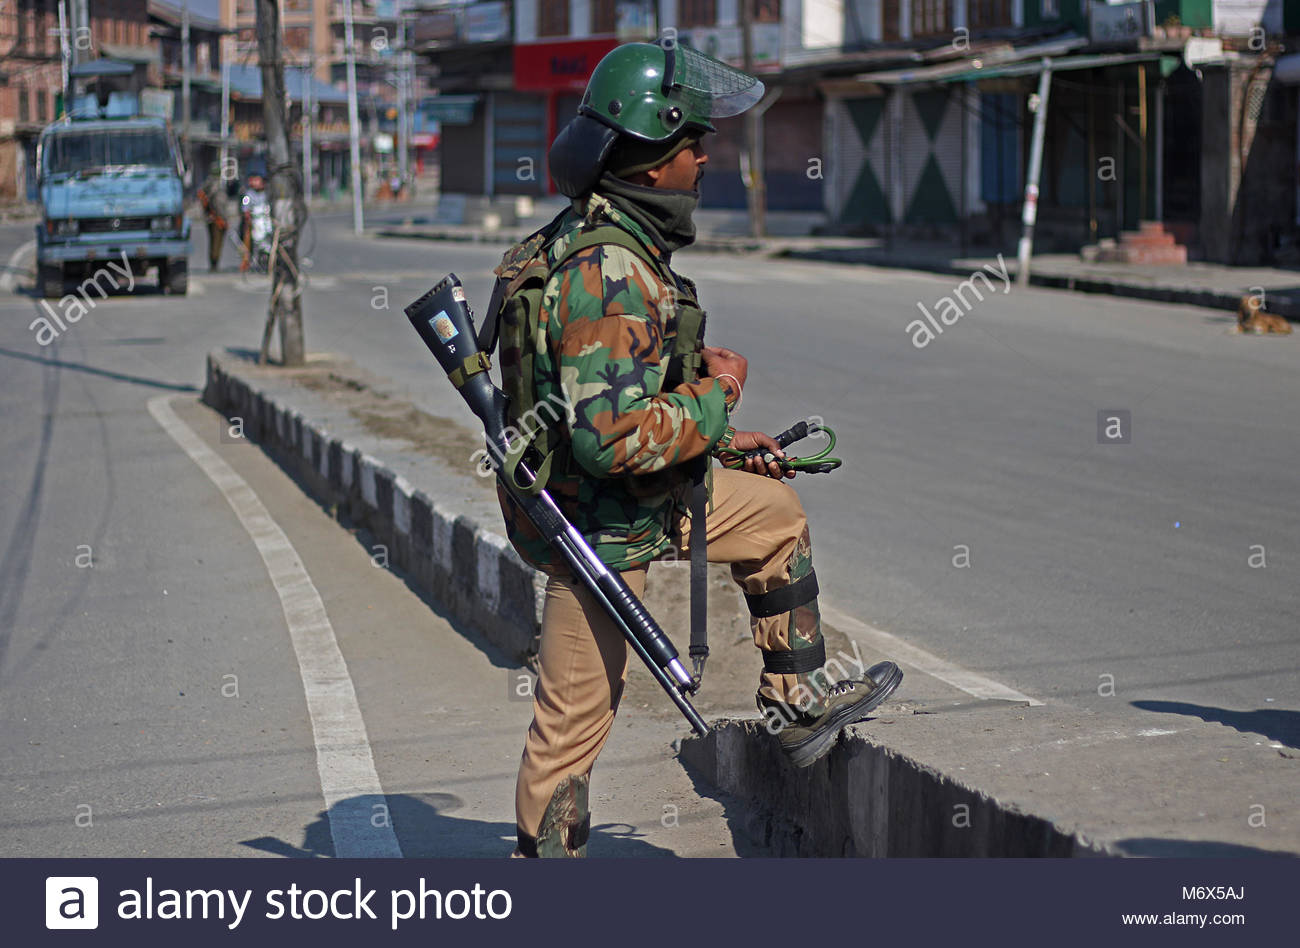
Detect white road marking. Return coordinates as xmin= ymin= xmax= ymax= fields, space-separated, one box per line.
xmin=822 ymin=603 xmax=1045 ymax=707
xmin=1 ymin=238 xmax=35 ymax=293
xmin=147 ymin=395 xmax=402 ymax=858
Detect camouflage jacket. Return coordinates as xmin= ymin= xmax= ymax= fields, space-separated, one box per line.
xmin=498 ymin=191 xmax=738 ymax=571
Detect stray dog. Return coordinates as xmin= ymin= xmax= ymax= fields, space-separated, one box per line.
xmin=1237 ymin=295 xmax=1293 ymax=334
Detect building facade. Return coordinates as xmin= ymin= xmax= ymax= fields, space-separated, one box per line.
xmin=421 ymin=0 xmax=833 ymax=207
xmin=818 ymin=0 xmax=1299 ymax=264
xmin=0 ymin=0 xmax=158 ymax=201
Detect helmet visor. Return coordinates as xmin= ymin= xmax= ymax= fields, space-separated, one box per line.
xmin=663 ymin=41 xmax=765 ymax=119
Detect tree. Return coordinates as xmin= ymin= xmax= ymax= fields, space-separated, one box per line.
xmin=255 ymin=0 xmax=306 ymax=365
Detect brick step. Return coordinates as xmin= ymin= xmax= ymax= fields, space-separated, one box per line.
xmin=1082 ymin=221 xmax=1189 ymax=265
xmin=1118 ymin=230 xmax=1178 ymax=247
xmin=1094 ymin=244 xmax=1188 ymax=265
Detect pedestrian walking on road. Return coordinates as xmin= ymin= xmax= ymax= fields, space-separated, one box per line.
xmin=197 ymin=163 xmax=233 ymax=272
xmin=487 ymin=37 xmax=903 ymax=858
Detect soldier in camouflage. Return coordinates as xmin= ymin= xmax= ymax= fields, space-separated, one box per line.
xmin=502 ymin=37 xmax=903 ymax=858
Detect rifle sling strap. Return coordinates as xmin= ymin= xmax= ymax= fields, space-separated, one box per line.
xmin=688 ymin=458 xmax=709 ymax=683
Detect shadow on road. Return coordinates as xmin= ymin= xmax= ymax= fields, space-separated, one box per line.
xmin=241 ymin=791 xmax=680 ymax=858
xmin=675 ymin=760 xmax=773 ymax=858
xmin=0 ymin=346 xmax=198 ymax=392
xmin=1132 ymin=699 xmax=1300 ymax=750
xmin=1111 ymin=838 xmax=1298 ymax=857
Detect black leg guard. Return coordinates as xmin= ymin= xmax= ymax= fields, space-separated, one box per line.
xmin=514 ymin=830 xmax=538 ymax=858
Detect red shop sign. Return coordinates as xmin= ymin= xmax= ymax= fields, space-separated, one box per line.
xmin=514 ymin=38 xmax=620 ymax=92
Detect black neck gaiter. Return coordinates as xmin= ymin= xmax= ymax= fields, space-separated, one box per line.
xmin=596 ymin=173 xmax=698 ymax=257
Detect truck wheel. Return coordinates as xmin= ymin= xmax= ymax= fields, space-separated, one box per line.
xmin=164 ymin=259 xmax=188 ymax=296
xmin=36 ymin=263 xmax=62 ymax=299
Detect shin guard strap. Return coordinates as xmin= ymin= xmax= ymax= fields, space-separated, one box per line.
xmin=761 ymin=639 xmax=826 ymax=675
xmin=745 ymin=570 xmax=819 ymax=618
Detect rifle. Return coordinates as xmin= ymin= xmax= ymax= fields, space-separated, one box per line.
xmin=405 ymin=274 xmax=710 ymax=737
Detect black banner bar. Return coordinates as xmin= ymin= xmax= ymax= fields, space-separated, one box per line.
xmin=4 ymin=856 xmax=1293 ymax=946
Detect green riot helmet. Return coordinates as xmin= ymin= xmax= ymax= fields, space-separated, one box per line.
xmin=581 ymin=34 xmax=765 ymax=142
xmin=548 ymin=33 xmax=764 ymax=197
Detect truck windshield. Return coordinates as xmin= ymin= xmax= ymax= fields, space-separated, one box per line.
xmin=43 ymin=129 xmax=174 ymax=176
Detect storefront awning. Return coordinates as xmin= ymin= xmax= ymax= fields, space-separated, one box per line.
xmin=421 ymin=95 xmax=479 ymax=125
xmin=852 ymin=36 xmax=1176 ymax=89
xmin=98 ymin=42 xmax=160 ymax=65
xmin=69 ymin=58 xmax=137 ymax=78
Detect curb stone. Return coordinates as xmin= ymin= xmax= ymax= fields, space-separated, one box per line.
xmin=680 ymin=719 xmax=1105 ymax=857
xmin=779 ymin=249 xmax=1300 ymax=320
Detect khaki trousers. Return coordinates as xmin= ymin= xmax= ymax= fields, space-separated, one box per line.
xmin=515 ymin=467 xmax=823 ymax=838
xmin=206 ymin=220 xmax=225 ymax=270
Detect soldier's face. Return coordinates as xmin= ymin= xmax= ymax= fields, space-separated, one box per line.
xmin=649 ymin=140 xmax=708 ymax=192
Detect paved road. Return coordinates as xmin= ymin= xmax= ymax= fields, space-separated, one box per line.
xmin=1 ymin=208 xmax=1296 ymax=855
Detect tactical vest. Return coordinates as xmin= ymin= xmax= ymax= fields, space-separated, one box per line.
xmin=489 ymin=218 xmax=707 ymax=495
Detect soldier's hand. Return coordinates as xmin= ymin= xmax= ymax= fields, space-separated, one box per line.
xmin=701 ymin=346 xmax=748 ymax=391
xmin=729 ymin=430 xmax=795 ymax=479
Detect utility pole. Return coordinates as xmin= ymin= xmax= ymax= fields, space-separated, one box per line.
xmin=255 ymin=0 xmax=306 ymax=365
xmin=1016 ymin=60 xmax=1052 ymax=288
xmin=220 ymin=56 xmax=230 ymax=177
xmin=56 ymin=1 xmax=70 ymax=111
xmin=181 ymin=1 xmax=192 ymax=173
xmin=343 ymin=0 xmax=364 ymax=234
xmin=70 ymin=0 xmax=87 ymax=66
xmin=396 ymin=8 xmax=410 ymax=192
xmin=303 ymin=4 xmax=315 ymax=203
xmin=740 ymin=0 xmax=765 ymax=238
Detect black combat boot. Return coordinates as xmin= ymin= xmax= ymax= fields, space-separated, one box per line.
xmin=757 ymin=661 xmax=903 ymax=768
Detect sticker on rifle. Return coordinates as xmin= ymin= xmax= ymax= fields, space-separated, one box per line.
xmin=451 ymin=285 xmax=466 ymax=302
xmin=431 ymin=311 xmax=458 ymax=342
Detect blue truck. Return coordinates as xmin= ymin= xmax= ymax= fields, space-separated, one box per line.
xmin=35 ymin=114 xmax=191 ymax=298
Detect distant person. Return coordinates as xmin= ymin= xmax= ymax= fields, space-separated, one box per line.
xmin=197 ymin=163 xmax=233 ymax=271
xmin=240 ymin=173 xmax=271 ymax=272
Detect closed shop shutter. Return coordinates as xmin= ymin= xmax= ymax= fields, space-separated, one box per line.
xmin=494 ymin=93 xmax=547 ymax=196
xmin=901 ymin=87 xmax=957 ymax=224
xmin=833 ymin=95 xmax=890 ymax=229
xmin=763 ymin=95 xmax=824 ymax=211
xmin=440 ymin=101 xmax=486 ymax=194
